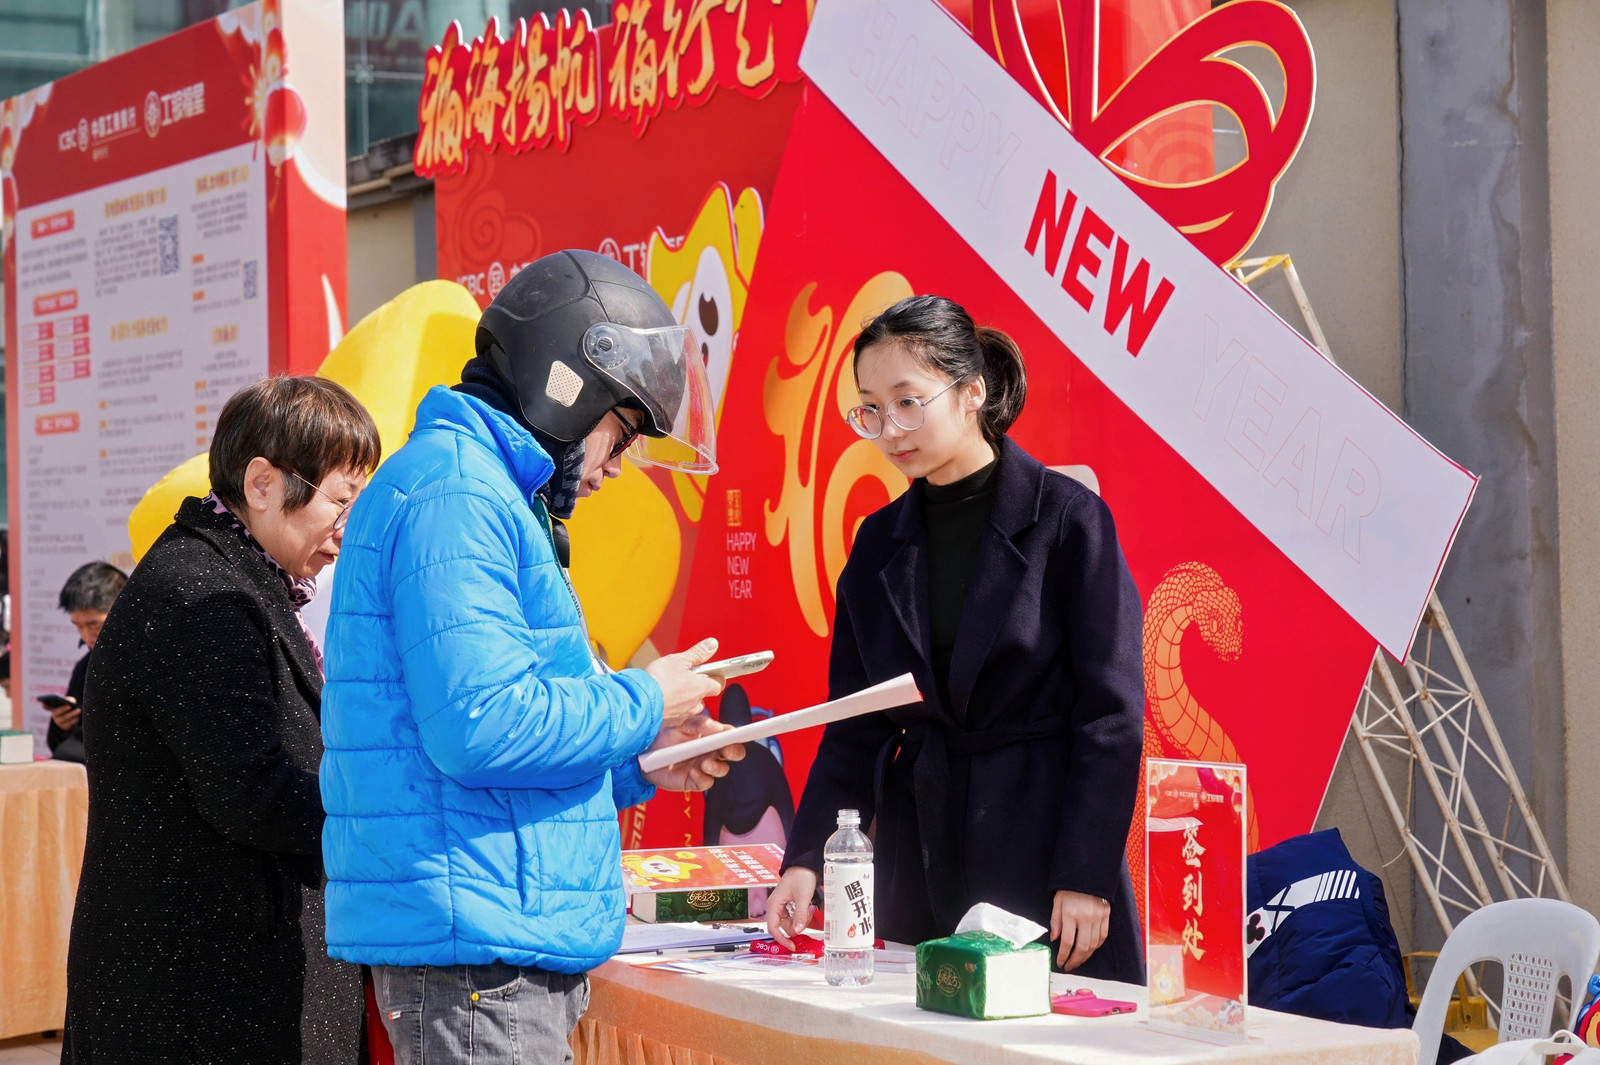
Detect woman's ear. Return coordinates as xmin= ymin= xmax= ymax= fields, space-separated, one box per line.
xmin=243 ymin=456 xmax=277 ymax=514
xmin=965 ymin=376 xmax=988 ymax=413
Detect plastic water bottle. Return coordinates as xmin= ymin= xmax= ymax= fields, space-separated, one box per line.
xmin=823 ymin=808 xmax=874 ymax=986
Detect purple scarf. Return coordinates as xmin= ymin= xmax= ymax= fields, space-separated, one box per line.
xmin=204 ymin=492 xmax=323 ymax=675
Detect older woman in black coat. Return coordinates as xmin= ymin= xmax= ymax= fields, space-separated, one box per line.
xmin=63 ymin=377 xmax=380 ymax=1064
xmin=769 ymin=296 xmax=1146 ymax=982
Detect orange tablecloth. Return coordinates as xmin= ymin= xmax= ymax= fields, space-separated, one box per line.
xmin=0 ymin=761 xmax=88 ymax=1039
xmin=573 ymin=954 xmax=1420 ymax=1065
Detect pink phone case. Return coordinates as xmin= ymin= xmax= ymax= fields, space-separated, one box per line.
xmin=1051 ymin=990 xmax=1137 ymax=1017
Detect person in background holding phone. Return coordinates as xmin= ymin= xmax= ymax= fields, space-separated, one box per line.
xmin=45 ymin=562 xmax=127 ymax=763
xmin=767 ymin=296 xmax=1146 ymax=981
xmin=322 ymin=250 xmax=744 ymax=1065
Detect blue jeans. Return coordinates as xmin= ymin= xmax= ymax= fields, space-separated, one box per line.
xmin=373 ymin=962 xmax=591 ymax=1064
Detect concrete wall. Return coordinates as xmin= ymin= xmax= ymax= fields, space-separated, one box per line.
xmin=1547 ymin=0 xmax=1600 ymax=919
xmin=347 ymin=197 xmax=423 ymax=327
xmin=1391 ymin=0 xmax=1563 ymax=950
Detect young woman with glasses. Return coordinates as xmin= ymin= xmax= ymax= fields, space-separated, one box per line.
xmin=766 ymin=295 xmax=1146 ymax=983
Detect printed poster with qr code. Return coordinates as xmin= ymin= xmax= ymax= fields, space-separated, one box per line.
xmin=2 ymin=0 xmax=347 ymax=753
xmin=621 ymin=845 xmax=785 ymax=894
xmin=7 ymin=147 xmax=269 ymax=753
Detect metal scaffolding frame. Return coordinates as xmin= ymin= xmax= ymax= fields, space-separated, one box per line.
xmin=1227 ymin=255 xmax=1570 ymax=951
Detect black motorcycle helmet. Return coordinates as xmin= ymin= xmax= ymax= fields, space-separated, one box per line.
xmin=475 ymin=250 xmax=717 ymax=472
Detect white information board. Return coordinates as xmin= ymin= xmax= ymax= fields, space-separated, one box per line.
xmin=10 ymin=142 xmax=268 ymax=750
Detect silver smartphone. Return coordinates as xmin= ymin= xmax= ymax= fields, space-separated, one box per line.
xmin=692 ymin=650 xmax=775 ymax=680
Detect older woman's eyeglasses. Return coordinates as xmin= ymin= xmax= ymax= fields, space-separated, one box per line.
xmin=846 ymin=378 xmax=964 ymax=440
xmin=281 ymin=468 xmax=353 ymax=531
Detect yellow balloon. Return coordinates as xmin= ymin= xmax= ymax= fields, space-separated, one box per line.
xmin=315 ymin=279 xmax=481 ymax=463
xmin=567 ymin=462 xmax=681 ymax=669
xmin=128 ymin=452 xmax=211 ymax=560
xmin=124 ymin=278 xmax=680 ymax=667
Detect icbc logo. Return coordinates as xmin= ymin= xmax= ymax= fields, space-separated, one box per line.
xmin=144 ymin=91 xmax=161 ymax=138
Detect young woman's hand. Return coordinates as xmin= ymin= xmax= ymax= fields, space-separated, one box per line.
xmin=766 ymin=866 xmax=819 ymax=949
xmin=1050 ymin=890 xmax=1109 ymax=970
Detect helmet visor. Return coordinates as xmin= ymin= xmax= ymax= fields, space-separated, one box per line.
xmin=581 ymin=321 xmax=718 ymax=474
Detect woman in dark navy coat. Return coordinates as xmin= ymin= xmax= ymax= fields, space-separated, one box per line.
xmin=767 ymin=296 xmax=1146 ymax=981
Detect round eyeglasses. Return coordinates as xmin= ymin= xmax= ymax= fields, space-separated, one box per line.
xmin=846 ymin=378 xmax=965 ymax=440
xmin=281 ymin=468 xmax=354 ymax=531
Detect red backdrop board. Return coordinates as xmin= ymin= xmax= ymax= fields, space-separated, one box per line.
xmin=1 ymin=0 xmax=346 ymax=746
xmin=675 ymin=90 xmax=1382 ymax=873
xmin=420 ymin=0 xmax=1471 ymax=907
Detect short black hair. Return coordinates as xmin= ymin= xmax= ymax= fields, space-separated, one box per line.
xmin=59 ymin=562 xmax=127 ymax=614
xmin=209 ymin=376 xmax=381 ymax=511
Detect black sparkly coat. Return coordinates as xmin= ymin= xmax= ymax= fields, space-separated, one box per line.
xmin=63 ymin=498 xmax=363 ymax=1064
xmin=783 ymin=437 xmax=1147 ymax=982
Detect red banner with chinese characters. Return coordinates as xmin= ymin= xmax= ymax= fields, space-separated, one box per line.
xmin=1 ymin=0 xmax=346 ymax=745
xmin=1146 ymin=759 xmax=1248 ymax=1039
xmin=415 ymin=0 xmax=808 ymax=175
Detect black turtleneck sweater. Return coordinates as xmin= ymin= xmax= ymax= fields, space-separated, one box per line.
xmin=921 ymin=454 xmax=999 ymax=715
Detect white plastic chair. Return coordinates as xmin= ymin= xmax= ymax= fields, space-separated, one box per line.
xmin=1413 ymin=899 xmax=1600 ymax=1065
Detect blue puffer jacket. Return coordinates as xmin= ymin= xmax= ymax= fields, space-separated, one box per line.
xmin=320 ymin=386 xmax=663 ymax=971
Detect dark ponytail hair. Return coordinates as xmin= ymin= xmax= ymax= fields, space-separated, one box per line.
xmin=852 ymin=295 xmax=1027 ymax=443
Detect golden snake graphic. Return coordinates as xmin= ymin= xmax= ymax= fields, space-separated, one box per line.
xmin=1128 ymin=562 xmax=1256 ymax=925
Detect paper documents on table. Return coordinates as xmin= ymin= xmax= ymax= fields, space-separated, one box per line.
xmin=637 ymin=673 xmax=919 ymax=773
xmin=617 ymin=921 xmax=769 ymax=954
xmin=639 ymin=951 xmax=818 ymax=974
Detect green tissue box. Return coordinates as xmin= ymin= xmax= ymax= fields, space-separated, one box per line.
xmin=631 ymin=888 xmax=750 ymax=923
xmin=915 ymin=930 xmax=1051 ymax=1019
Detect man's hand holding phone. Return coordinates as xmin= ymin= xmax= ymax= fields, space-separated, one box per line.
xmin=641 ymin=638 xmax=745 ymax=792
xmin=645 ymin=637 xmax=725 ymax=727
xmin=38 ymin=693 xmax=80 ymax=732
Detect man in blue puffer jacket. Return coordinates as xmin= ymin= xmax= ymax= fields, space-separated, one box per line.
xmin=321 ymin=250 xmax=744 ymax=1064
